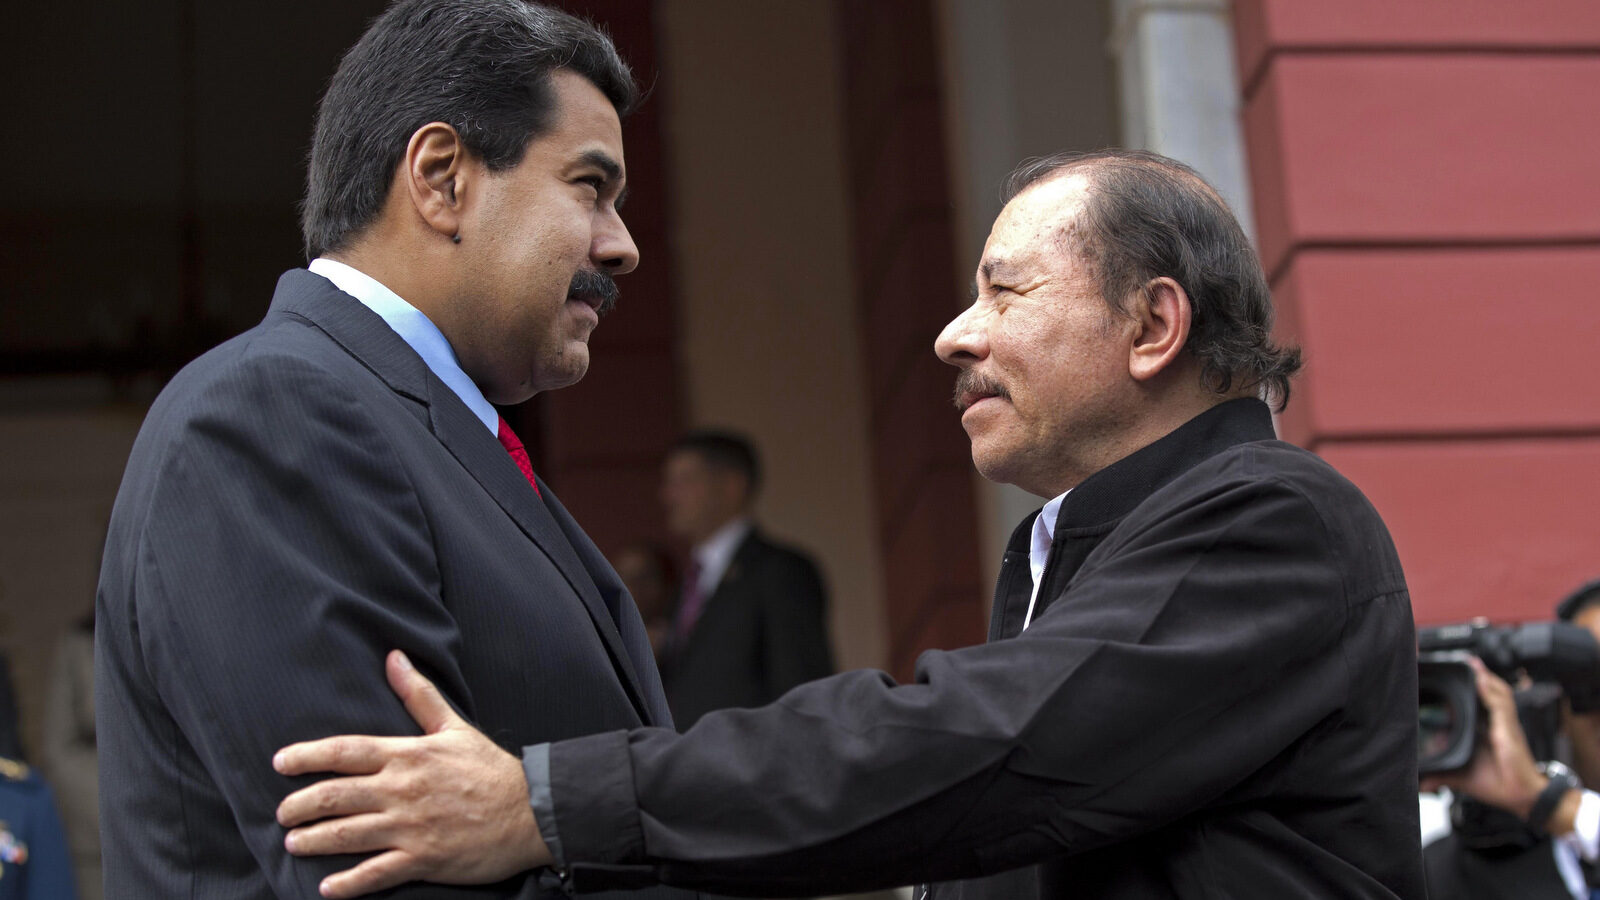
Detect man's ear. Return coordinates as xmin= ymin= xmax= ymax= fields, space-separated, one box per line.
xmin=402 ymin=123 xmax=471 ymax=242
xmin=1128 ymin=276 xmax=1192 ymax=382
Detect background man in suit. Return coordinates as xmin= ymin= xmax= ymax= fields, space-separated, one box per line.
xmin=94 ymin=2 xmax=695 ymax=898
xmin=658 ymin=430 xmax=833 ymax=729
xmin=274 ymin=150 xmax=1424 ymax=899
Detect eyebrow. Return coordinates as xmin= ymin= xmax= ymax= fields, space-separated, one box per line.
xmin=579 ymin=150 xmax=622 ymax=183
xmin=981 ymin=259 xmax=1019 ymax=283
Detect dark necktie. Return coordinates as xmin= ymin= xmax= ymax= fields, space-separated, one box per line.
xmin=496 ymin=416 xmax=541 ymax=499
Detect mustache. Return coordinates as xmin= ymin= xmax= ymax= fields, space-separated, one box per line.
xmin=953 ymin=370 xmax=1010 ymax=412
xmin=568 ymin=268 xmax=620 ymax=316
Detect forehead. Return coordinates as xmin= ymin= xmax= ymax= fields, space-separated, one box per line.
xmin=531 ymin=69 xmax=626 ymax=167
xmin=979 ymin=172 xmax=1091 ymax=274
xmin=664 ymin=450 xmax=710 ymax=473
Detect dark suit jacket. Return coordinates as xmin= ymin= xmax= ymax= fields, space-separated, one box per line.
xmin=663 ymin=529 xmax=833 ymax=729
xmin=95 ymin=269 xmax=694 ymax=900
xmin=543 ymin=398 xmax=1425 ymax=899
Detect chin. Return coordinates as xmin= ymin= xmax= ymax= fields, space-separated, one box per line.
xmin=968 ymin=448 xmax=1013 ymax=487
xmin=534 ymin=355 xmax=591 ymax=394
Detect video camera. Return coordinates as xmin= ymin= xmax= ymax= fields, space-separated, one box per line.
xmin=1417 ymin=620 xmax=1600 ymax=774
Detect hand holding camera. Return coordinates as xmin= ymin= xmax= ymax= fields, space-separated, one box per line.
xmin=1421 ymin=656 xmax=1583 ymax=836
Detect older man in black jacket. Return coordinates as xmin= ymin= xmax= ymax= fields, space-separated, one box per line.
xmin=273 ymin=150 xmax=1423 ymax=900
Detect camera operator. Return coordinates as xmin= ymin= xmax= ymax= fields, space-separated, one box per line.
xmin=1424 ymin=655 xmax=1598 ymax=899
xmin=1558 ymin=579 xmax=1600 ymax=790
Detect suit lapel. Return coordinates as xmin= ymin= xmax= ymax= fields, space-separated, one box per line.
xmin=534 ymin=485 xmax=658 ymax=722
xmin=428 ymin=396 xmax=654 ymax=724
xmin=273 ymin=269 xmax=655 ymax=724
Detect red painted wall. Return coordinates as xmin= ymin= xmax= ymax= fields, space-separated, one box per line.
xmin=520 ymin=0 xmax=683 ymax=556
xmin=1235 ymin=0 xmax=1600 ymax=624
xmin=836 ymin=0 xmax=987 ymax=679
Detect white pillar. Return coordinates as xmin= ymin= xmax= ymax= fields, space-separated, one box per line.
xmin=1111 ymin=0 xmax=1256 ymax=239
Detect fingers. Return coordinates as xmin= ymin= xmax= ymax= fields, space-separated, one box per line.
xmin=284 ymin=811 xmax=393 ymax=857
xmin=275 ymin=735 xmax=393 ymax=778
xmin=1468 ymin=657 xmax=1515 ymax=713
xmin=317 ymin=849 xmax=420 ymax=899
xmin=278 ymin=774 xmax=385 ymax=829
xmin=387 ymin=650 xmax=460 ymax=735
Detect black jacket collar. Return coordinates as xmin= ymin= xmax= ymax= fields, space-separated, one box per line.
xmin=1006 ymin=397 xmax=1277 ymax=553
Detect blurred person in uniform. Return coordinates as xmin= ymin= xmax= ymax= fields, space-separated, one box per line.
xmin=43 ymin=613 xmax=98 ymax=900
xmin=658 ymin=430 xmax=834 ymax=729
xmin=0 ymin=749 xmax=77 ymax=898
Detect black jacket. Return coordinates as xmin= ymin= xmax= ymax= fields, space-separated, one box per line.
xmin=546 ymin=398 xmax=1425 ymax=899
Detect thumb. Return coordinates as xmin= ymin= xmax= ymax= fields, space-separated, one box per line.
xmin=387 ymin=650 xmax=460 ymax=734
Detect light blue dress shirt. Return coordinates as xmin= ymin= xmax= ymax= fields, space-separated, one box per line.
xmin=307 ymin=257 xmax=499 ymax=435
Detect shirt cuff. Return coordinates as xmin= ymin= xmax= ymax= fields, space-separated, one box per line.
xmin=521 ymin=742 xmax=566 ymax=867
xmin=1560 ymin=788 xmax=1600 ymax=861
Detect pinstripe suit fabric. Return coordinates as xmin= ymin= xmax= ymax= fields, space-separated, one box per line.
xmin=95 ymin=269 xmax=692 ymax=899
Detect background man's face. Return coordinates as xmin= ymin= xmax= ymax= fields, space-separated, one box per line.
xmin=447 ymin=69 xmax=639 ymax=405
xmin=1574 ymin=605 xmax=1600 ymax=644
xmin=661 ymin=451 xmax=746 ymax=544
xmin=934 ymin=172 xmax=1139 ymax=498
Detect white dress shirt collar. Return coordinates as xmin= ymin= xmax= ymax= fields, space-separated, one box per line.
xmin=307 ymin=258 xmax=499 ymax=434
xmin=692 ymin=517 xmax=753 ymax=598
xmin=1023 ymin=490 xmax=1070 ymax=631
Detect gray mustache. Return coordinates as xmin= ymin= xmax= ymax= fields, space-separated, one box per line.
xmin=953 ymin=370 xmax=1010 ymax=411
xmin=569 ymin=268 xmax=619 ymax=316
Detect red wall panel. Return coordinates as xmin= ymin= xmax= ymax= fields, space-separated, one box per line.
xmin=837 ymin=0 xmax=986 ymax=679
xmin=530 ymin=0 xmax=682 ymax=554
xmin=1245 ymin=56 xmax=1600 ymax=277
xmin=1235 ymin=0 xmax=1600 ymax=88
xmin=1323 ymin=440 xmax=1600 ymax=625
xmin=1274 ymin=247 xmax=1600 ymax=441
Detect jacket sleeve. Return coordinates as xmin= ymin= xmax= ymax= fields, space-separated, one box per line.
xmin=546 ymin=473 xmax=1360 ymax=896
xmin=131 ymin=352 xmax=532 ymax=898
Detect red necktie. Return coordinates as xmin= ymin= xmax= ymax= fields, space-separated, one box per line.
xmin=674 ymin=559 xmax=706 ymax=641
xmin=496 ymin=416 xmax=541 ymax=499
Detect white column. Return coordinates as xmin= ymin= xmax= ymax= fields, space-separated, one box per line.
xmin=1111 ymin=0 xmax=1256 ymax=240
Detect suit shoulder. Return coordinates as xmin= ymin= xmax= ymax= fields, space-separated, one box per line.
xmin=743 ymin=531 xmax=822 ymax=573
xmin=145 ymin=315 xmax=374 ymax=430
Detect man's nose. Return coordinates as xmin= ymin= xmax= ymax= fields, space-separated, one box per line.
xmin=595 ymin=210 xmax=639 ymax=275
xmin=934 ymin=305 xmax=987 ymax=367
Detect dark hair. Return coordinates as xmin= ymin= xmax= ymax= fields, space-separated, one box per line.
xmin=670 ymin=430 xmax=761 ymax=495
xmin=301 ymin=0 xmax=637 ymax=258
xmin=1003 ymin=149 xmax=1302 ymax=411
xmin=1557 ymin=578 xmax=1600 ymax=622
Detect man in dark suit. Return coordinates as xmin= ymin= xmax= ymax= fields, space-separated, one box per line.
xmin=274 ymin=150 xmax=1424 ymax=899
xmin=94 ymin=3 xmax=694 ymax=899
xmin=658 ymin=430 xmax=833 ymax=729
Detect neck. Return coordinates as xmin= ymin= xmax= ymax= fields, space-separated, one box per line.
xmin=690 ymin=514 xmax=748 ymax=549
xmin=327 ymin=234 xmax=450 ymax=327
xmin=1037 ymin=383 xmax=1256 ymax=497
